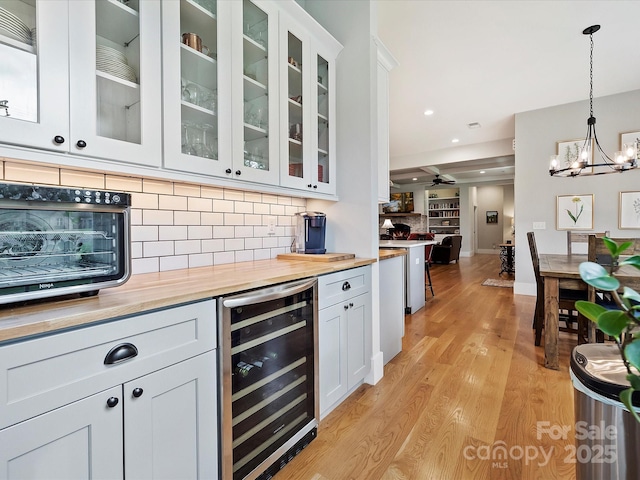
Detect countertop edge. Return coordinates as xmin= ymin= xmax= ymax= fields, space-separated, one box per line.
xmin=379 ymin=248 xmax=408 ymax=260
xmin=0 ymin=257 xmax=376 ymax=344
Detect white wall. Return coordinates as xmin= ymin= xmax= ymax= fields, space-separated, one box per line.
xmin=514 ymin=89 xmax=640 ymax=295
xmin=477 ymin=185 xmax=504 ymax=252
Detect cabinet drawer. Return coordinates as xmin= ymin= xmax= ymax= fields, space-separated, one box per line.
xmin=0 ymin=299 xmax=216 ymax=430
xmin=318 ymin=266 xmax=371 ymax=309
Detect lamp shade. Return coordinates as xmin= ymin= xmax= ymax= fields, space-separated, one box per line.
xmin=381 ymin=219 xmax=395 ymax=229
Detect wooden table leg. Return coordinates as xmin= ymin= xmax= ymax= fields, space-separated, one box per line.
xmin=544 ymin=277 xmax=560 ymax=369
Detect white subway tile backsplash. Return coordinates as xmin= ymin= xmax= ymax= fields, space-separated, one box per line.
xmin=143 ymin=179 xmax=173 ymax=194
xmin=60 ymin=169 xmax=105 ymax=188
xmin=235 ymin=250 xmax=254 ymax=263
xmin=143 ymin=210 xmax=174 ymax=225
xmin=213 ymin=226 xmax=235 ymax=238
xmin=202 ymin=239 xmax=225 ymax=253
xmin=285 ymin=205 xmax=299 ymax=216
xmin=132 ymin=192 xmax=159 ymax=209
xmin=270 ymin=204 xmax=285 ymax=216
xmin=174 ymin=211 xmax=201 ymax=226
xmin=214 ymin=251 xmax=235 ymax=265
xmin=263 ymin=236 xmax=279 ymax=248
xmin=144 ymin=241 xmax=175 ymax=257
xmin=132 ymin=225 xmax=159 ymax=242
xmin=131 ymin=242 xmax=143 ymax=258
xmin=253 ymin=203 xmax=270 ymax=215
xmin=159 ymin=226 xmax=188 ymax=241
xmin=254 ymin=249 xmax=271 ymax=260
xmin=292 ymin=197 xmax=305 ymax=207
xmin=201 ymin=212 xmax=224 ymax=225
xmin=188 ymin=197 xmax=213 ymax=212
xmin=130 ymin=209 xmax=143 ymax=225
xmin=174 ymin=183 xmax=200 ymax=197
xmin=235 ymin=226 xmax=254 ymax=238
xmin=212 ymin=199 xmax=234 ymax=212
xmin=277 ymin=196 xmax=292 ymax=205
xmin=201 ymin=185 xmax=224 ymax=199
xmin=245 ymin=237 xmax=263 ymax=249
xmin=244 ymin=192 xmax=262 ymax=203
xmin=225 ymin=238 xmax=245 ymax=251
xmin=160 ymin=255 xmax=189 ymax=272
xmin=159 ymin=194 xmax=186 ymax=211
xmin=175 ymin=239 xmax=202 ymax=255
xmin=132 ymin=257 xmax=160 ymax=275
xmin=189 ymin=253 xmax=213 ymax=268
xmin=262 ymin=194 xmax=278 ymax=204
xmin=224 ymin=213 xmax=244 ymax=225
xmin=5 ymin=161 xmax=59 ymax=185
xmin=235 ymin=201 xmax=254 ymax=214
xmin=244 ymin=214 xmax=262 ymax=226
xmin=188 ymin=225 xmax=213 ymax=239
xmin=224 ymin=190 xmax=244 ymax=201
xmin=106 ymin=175 xmax=142 ymax=192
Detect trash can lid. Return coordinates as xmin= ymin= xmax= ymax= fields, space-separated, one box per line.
xmin=571 ymin=344 xmax=640 ymax=406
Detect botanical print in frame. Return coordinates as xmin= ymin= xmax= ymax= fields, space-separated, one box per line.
xmin=556 ymin=139 xmax=594 ymax=174
xmin=556 ymin=194 xmax=594 ymax=230
xmin=619 ymin=191 xmax=640 ymax=229
xmin=620 ymin=131 xmax=640 ymax=163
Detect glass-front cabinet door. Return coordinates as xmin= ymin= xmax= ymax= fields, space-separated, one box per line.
xmin=162 ymin=0 xmax=232 ymax=176
xmin=279 ymin=10 xmax=339 ymax=196
xmin=230 ymin=0 xmax=279 ymax=185
xmin=0 ymin=0 xmax=70 ymax=151
xmin=69 ymin=0 xmax=162 ymax=166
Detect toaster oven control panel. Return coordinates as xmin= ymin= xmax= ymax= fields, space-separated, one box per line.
xmin=74 ymin=190 xmax=124 ymax=205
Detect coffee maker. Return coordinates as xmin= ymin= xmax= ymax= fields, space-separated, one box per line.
xmin=294 ymin=212 xmax=327 ymax=254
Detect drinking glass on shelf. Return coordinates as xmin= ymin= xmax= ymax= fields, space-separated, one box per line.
xmin=201 ymin=124 xmax=217 ymax=159
xmin=181 ymin=122 xmax=196 ymax=155
xmin=255 ymin=106 xmax=266 ymax=129
xmin=244 ymin=103 xmax=256 ymax=126
xmin=186 ymin=82 xmax=203 ymax=107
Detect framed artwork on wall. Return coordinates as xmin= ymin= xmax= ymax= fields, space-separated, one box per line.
xmin=557 ymin=194 xmax=593 ymax=230
xmin=556 ymin=139 xmax=594 ymax=173
xmin=619 ymin=191 xmax=640 ymax=229
xmin=486 ymin=211 xmax=498 ymax=224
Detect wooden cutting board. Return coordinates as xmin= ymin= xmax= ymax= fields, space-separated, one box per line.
xmin=277 ymin=252 xmax=355 ymax=262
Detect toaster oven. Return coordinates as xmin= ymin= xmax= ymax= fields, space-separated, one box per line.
xmin=0 ymin=183 xmax=131 ymax=305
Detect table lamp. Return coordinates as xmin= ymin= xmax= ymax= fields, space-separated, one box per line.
xmin=382 ymin=218 xmax=395 ymax=236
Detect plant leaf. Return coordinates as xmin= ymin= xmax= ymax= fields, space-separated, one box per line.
xmin=575 ymin=300 xmax=607 ymax=322
xmin=566 ymin=210 xmax=577 ymax=223
xmin=620 ymin=255 xmax=640 ymax=269
xmin=623 ymin=286 xmax=640 ymax=304
xmin=625 ymin=341 xmax=640 ymax=371
xmin=597 ymin=310 xmax=628 ymax=338
xmin=603 ymin=237 xmax=619 ymax=256
xmin=628 ymin=374 xmax=640 ymax=391
xmin=619 ymin=388 xmax=640 ymax=423
xmin=579 ymin=262 xmax=620 ymax=291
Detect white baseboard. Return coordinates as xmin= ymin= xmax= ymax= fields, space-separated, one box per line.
xmin=365 ymin=351 xmax=384 ymax=385
xmin=477 ymin=249 xmax=501 ymax=254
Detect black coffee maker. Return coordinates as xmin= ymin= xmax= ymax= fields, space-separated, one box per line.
xmin=294 ymin=212 xmax=327 ymax=254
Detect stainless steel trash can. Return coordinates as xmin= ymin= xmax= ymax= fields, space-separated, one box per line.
xmin=570 ymin=344 xmax=640 ymax=479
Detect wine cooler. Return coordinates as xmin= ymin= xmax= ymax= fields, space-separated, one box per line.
xmin=220 ymin=278 xmax=318 ymax=479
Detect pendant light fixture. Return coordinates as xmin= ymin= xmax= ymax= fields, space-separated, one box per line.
xmin=549 ymin=25 xmax=638 ymax=177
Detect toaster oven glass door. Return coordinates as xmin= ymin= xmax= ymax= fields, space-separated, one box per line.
xmin=0 ymin=207 xmax=128 ymax=293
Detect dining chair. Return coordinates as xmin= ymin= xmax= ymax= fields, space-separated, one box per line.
xmin=567 ymin=230 xmax=609 ymax=255
xmin=527 ymin=232 xmax=589 ymax=346
xmin=586 ymin=235 xmax=640 ymax=341
xmin=425 ymin=243 xmax=434 ymax=296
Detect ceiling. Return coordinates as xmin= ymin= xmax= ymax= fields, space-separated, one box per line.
xmin=376 ymin=0 xmax=640 ymax=188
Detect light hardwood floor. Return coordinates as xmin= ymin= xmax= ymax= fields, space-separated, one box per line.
xmin=279 ymin=254 xmax=579 ymax=480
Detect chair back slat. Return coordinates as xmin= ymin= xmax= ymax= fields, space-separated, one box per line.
xmin=567 ymin=230 xmax=609 ymax=255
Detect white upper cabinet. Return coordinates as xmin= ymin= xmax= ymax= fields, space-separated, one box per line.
xmin=278 ymin=8 xmax=340 ymax=195
xmin=0 ymin=0 xmax=162 ymax=166
xmin=162 ymin=0 xmax=232 ymax=177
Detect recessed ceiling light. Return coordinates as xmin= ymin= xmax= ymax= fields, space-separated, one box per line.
xmin=480 ymin=170 xmax=486 ymax=174
xmin=412 ymin=177 xmax=418 ymax=181
xmin=424 ymin=109 xmax=434 ymax=116
xmin=451 ymin=138 xmax=459 ymax=143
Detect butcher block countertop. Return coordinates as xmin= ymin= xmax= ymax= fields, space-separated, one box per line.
xmin=379 ymin=248 xmax=407 ymax=260
xmin=0 ymin=256 xmax=375 ymax=344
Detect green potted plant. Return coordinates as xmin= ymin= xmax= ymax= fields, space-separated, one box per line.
xmin=575 ymin=237 xmax=640 ymax=421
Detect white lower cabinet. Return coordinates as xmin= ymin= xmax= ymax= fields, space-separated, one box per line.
xmin=0 ymin=300 xmax=219 ymax=479
xmin=318 ymin=266 xmax=371 ymax=417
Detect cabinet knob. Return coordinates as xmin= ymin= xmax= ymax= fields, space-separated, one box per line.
xmin=226 ymin=168 xmax=232 ymax=174
xmin=344 ymin=305 xmax=348 ymax=310
xmin=76 ymin=140 xmax=87 ymax=148
xmin=342 ymin=281 xmax=351 ymax=291
xmin=53 ymin=135 xmax=65 ymax=145
xmin=307 ymin=184 xmax=312 ymax=188
xmin=313 ymin=185 xmax=318 ymax=189
xmin=349 ymin=302 xmax=354 ymax=308
xmin=235 ymin=170 xmax=241 ymax=176
xmin=106 ymin=397 xmax=119 ymax=408
xmin=104 ymin=343 xmax=139 ymax=365
xmin=132 ymin=388 xmax=144 ymax=398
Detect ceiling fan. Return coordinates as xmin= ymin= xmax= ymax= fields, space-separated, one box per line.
xmin=430 ymin=174 xmax=456 ymax=186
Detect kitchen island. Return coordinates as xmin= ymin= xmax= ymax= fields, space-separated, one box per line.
xmin=379 ymin=240 xmax=436 ymax=314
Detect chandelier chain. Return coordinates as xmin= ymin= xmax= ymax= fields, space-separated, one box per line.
xmin=589 ymin=33 xmax=594 ymax=118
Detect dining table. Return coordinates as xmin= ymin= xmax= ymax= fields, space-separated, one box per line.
xmin=538 ymin=253 xmax=640 ymax=369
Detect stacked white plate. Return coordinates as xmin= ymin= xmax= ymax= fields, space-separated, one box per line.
xmin=96 ymin=44 xmax=137 ymax=83
xmin=0 ymin=7 xmax=32 ymax=46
